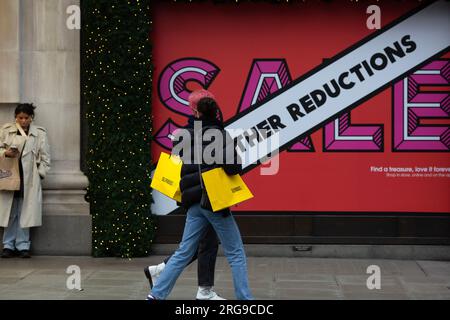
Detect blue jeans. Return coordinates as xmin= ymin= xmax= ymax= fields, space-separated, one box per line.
xmin=150 ymin=203 xmax=253 ymax=300
xmin=2 ymin=197 xmax=30 ymax=251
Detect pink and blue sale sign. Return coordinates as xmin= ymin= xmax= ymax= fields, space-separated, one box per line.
xmin=151 ymin=0 xmax=450 ymax=213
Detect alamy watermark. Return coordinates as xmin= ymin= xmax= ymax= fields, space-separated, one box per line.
xmin=366 ymin=5 xmax=381 ymax=30
xmin=366 ymin=265 xmax=381 ymax=290
xmin=66 ymin=265 xmax=83 ymax=291
xmin=66 ymin=5 xmax=81 ymax=30
xmin=171 ymin=122 xmax=280 ymax=175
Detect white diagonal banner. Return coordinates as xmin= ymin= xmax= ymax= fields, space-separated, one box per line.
xmin=225 ymin=0 xmax=450 ymax=170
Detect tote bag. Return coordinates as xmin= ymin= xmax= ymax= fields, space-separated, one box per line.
xmin=0 ymin=123 xmax=27 ymax=191
xmin=201 ymin=167 xmax=253 ymax=212
xmin=0 ymin=157 xmax=20 ymax=191
xmin=150 ymin=152 xmax=182 ymax=202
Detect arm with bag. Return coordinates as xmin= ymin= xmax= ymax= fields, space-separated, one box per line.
xmin=221 ymin=130 xmax=242 ymax=175
xmin=0 ymin=124 xmax=20 ymax=191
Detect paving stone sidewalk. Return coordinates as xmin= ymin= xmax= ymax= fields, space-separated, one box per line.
xmin=0 ymin=256 xmax=449 ymax=300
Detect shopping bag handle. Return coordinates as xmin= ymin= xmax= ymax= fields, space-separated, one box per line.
xmin=15 ymin=122 xmax=28 ymax=140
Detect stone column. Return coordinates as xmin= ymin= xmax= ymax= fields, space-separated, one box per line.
xmin=0 ymin=1 xmax=21 ymax=247
xmin=0 ymin=0 xmax=20 ymax=106
xmin=0 ymin=0 xmax=91 ymax=255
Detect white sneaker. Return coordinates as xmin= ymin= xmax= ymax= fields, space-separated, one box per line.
xmin=152 ymin=262 xmax=166 ymax=277
xmin=144 ymin=262 xmax=165 ymax=288
xmin=196 ymin=287 xmax=226 ymax=300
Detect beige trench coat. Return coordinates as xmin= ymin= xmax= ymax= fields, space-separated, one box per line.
xmin=0 ymin=123 xmax=51 ymax=228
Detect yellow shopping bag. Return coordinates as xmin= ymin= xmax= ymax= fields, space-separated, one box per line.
xmin=150 ymin=152 xmax=182 ymax=202
xmin=201 ymin=167 xmax=253 ymax=212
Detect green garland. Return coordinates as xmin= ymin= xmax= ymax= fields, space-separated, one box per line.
xmin=82 ymin=0 xmax=155 ymax=258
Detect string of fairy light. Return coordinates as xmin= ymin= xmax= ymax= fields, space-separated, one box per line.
xmin=83 ymin=0 xmax=155 ymax=258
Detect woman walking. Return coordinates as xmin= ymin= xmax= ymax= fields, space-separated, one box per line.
xmin=147 ymin=91 xmax=253 ymax=300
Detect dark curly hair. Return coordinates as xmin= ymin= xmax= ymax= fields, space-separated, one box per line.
xmin=15 ymin=103 xmax=36 ymax=119
xmin=196 ymin=97 xmax=223 ymax=124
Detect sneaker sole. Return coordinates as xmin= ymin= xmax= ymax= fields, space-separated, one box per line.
xmin=144 ymin=267 xmax=153 ymax=289
xmin=196 ymin=296 xmax=226 ymax=300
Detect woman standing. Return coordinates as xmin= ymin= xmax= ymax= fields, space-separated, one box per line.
xmin=0 ymin=103 xmax=51 ymax=258
xmin=147 ymin=92 xmax=253 ymax=300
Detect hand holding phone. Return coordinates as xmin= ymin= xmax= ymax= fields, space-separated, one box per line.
xmin=6 ymin=145 xmax=19 ymax=158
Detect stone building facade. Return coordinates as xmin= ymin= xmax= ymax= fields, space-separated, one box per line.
xmin=0 ymin=0 xmax=90 ymax=254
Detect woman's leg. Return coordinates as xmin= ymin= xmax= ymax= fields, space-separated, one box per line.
xmin=163 ymin=244 xmax=199 ymax=265
xmin=201 ymin=208 xmax=253 ymax=300
xmin=197 ymin=224 xmax=219 ymax=287
xmin=150 ymin=204 xmax=209 ymax=300
xmin=2 ymin=198 xmax=20 ymax=250
xmin=13 ymin=199 xmax=30 ymax=252
xmin=163 ymin=207 xmax=199 ymax=265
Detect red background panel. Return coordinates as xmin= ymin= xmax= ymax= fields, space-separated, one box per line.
xmin=151 ymin=1 xmax=450 ymax=213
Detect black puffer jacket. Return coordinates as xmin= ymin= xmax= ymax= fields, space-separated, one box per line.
xmin=173 ymin=116 xmax=242 ymax=213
